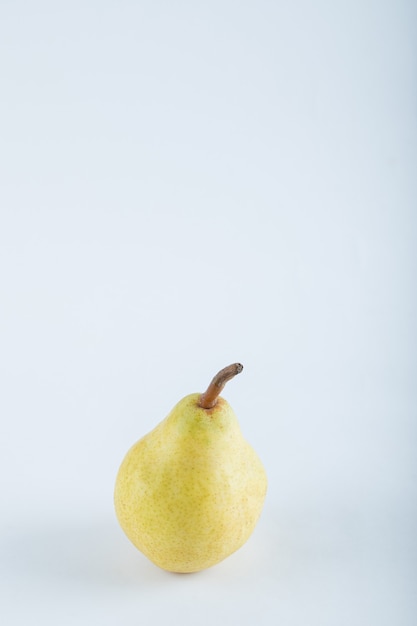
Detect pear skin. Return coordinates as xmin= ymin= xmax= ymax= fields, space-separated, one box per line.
xmin=114 ymin=365 xmax=267 ymax=573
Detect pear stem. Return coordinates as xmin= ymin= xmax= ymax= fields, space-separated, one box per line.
xmin=198 ymin=363 xmax=243 ymax=409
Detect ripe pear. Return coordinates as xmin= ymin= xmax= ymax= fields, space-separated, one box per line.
xmin=114 ymin=363 xmax=267 ymax=573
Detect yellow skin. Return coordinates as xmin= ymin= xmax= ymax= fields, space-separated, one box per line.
xmin=114 ymin=393 xmax=267 ymax=573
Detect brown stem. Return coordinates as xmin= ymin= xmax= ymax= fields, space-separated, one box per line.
xmin=198 ymin=363 xmax=243 ymax=409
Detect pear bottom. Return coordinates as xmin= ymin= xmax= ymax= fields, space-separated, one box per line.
xmin=114 ymin=447 xmax=267 ymax=573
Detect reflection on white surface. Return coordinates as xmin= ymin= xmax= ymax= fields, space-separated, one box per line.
xmin=1 ymin=497 xmax=415 ymax=625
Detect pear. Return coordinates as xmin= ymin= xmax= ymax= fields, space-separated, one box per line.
xmin=114 ymin=363 xmax=267 ymax=573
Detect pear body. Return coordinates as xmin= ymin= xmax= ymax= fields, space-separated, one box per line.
xmin=114 ymin=393 xmax=267 ymax=573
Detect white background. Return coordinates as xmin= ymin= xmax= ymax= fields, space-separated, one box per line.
xmin=1 ymin=1 xmax=416 ymax=624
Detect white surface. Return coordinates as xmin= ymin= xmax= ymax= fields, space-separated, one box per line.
xmin=0 ymin=1 xmax=416 ymax=624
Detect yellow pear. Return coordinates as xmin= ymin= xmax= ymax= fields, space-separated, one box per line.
xmin=114 ymin=363 xmax=267 ymax=573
